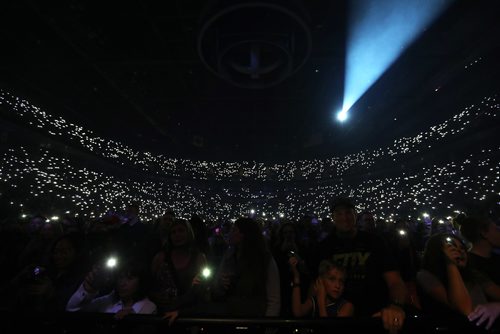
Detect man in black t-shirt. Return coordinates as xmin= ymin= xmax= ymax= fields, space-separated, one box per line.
xmin=313 ymin=197 xmax=407 ymax=333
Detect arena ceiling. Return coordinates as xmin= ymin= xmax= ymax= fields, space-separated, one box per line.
xmin=1 ymin=0 xmax=498 ymax=162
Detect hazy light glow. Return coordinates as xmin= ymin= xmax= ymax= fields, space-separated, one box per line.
xmin=336 ymin=108 xmax=349 ymax=122
xmin=202 ymin=267 xmax=211 ymax=279
xmin=106 ymin=257 xmax=117 ymax=268
xmin=342 ymin=0 xmax=452 ymax=114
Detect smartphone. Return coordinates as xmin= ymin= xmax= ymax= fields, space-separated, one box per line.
xmin=92 ymin=256 xmax=118 ymax=288
xmin=33 ymin=266 xmax=42 ymax=276
xmin=32 ymin=266 xmax=46 ymax=281
xmin=105 ymin=256 xmax=118 ymax=269
xmin=201 ymin=267 xmax=212 ymax=280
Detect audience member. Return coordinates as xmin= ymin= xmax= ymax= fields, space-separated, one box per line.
xmin=212 ymin=217 xmax=281 ymax=317
xmin=272 ymin=222 xmax=310 ymax=316
xmin=66 ymin=258 xmax=156 ymax=317
xmin=149 ymin=219 xmax=207 ymax=323
xmin=313 ymin=197 xmax=407 ymax=333
xmin=289 ymin=258 xmax=353 ymax=317
xmin=417 ymin=233 xmax=500 ymax=331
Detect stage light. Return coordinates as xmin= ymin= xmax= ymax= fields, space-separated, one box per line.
xmin=336 ymin=108 xmax=349 ymax=122
xmin=341 ymin=0 xmax=452 ymax=117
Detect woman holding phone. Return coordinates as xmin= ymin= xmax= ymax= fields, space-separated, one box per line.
xmin=417 ymin=233 xmax=500 ymax=330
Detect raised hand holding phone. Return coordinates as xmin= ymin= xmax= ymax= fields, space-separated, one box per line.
xmin=84 ymin=256 xmax=119 ymax=293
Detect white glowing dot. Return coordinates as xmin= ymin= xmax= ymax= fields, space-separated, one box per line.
xmin=202 ymin=267 xmax=211 ymax=278
xmin=106 ymin=257 xmax=117 ymax=268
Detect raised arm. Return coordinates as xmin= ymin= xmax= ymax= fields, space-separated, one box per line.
xmin=289 ymin=257 xmax=313 ymax=317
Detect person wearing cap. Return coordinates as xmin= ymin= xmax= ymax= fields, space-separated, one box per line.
xmin=312 ymin=196 xmax=408 ymax=334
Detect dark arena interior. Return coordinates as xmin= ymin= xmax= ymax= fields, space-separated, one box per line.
xmin=0 ymin=0 xmax=499 ymax=333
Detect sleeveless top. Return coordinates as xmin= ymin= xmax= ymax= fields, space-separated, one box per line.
xmin=311 ymin=296 xmax=347 ymax=317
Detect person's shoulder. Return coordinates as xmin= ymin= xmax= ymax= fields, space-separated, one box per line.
xmin=416 ymin=269 xmax=439 ymax=285
xmin=135 ymin=297 xmax=157 ymax=314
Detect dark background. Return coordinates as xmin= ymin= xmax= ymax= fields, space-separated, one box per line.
xmin=1 ymin=0 xmax=499 ymax=162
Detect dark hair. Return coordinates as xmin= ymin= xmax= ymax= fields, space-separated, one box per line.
xmin=358 ymin=210 xmax=373 ymax=217
xmin=421 ymin=233 xmax=470 ymax=286
xmin=278 ymin=222 xmax=297 ymax=238
xmin=273 ymin=222 xmax=300 ymax=250
xmin=117 ymin=258 xmax=151 ymax=302
xmin=50 ymin=232 xmax=84 ymax=260
xmin=330 ymin=197 xmax=356 ymax=212
xmin=457 ymin=215 xmax=491 ymax=244
xmin=318 ymin=260 xmax=346 ymax=278
xmin=235 ymin=217 xmax=269 ymax=259
xmin=164 ymin=210 xmax=175 ymax=217
xmin=234 ymin=218 xmax=271 ymax=295
xmin=189 ymin=214 xmax=209 ymax=254
xmin=166 ymin=218 xmax=195 ymax=251
xmin=45 ymin=232 xmax=87 ymax=281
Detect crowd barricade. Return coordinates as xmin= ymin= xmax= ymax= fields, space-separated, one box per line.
xmin=0 ymin=311 xmax=493 ymax=334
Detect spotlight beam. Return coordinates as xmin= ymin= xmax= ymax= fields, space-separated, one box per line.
xmin=339 ymin=0 xmax=453 ymax=121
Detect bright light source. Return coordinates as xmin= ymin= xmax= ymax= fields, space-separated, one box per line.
xmin=336 ymin=109 xmax=349 ymax=122
xmin=399 ymin=229 xmax=406 ymax=236
xmin=202 ymin=267 xmax=211 ymax=279
xmin=106 ymin=257 xmax=117 ymax=268
xmin=250 ymin=209 xmax=255 ymax=214
xmin=422 ymin=213 xmax=429 ymax=218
